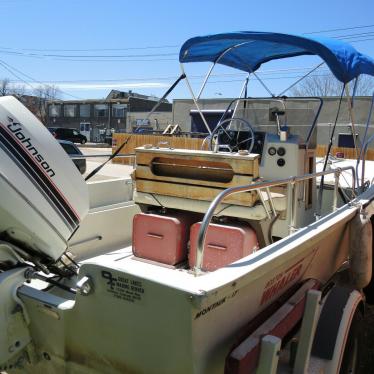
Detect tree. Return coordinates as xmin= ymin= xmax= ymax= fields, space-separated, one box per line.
xmin=0 ymin=78 xmax=10 ymax=96
xmin=34 ymin=84 xmax=60 ymax=101
xmin=0 ymin=78 xmax=61 ymax=123
xmin=0 ymin=78 xmax=25 ymax=97
xmin=290 ymin=73 xmax=374 ymax=97
xmin=33 ymin=84 xmax=61 ymax=123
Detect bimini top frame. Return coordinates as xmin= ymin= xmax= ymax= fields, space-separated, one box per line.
xmin=140 ymin=31 xmax=374 ymax=134
xmin=177 ymin=31 xmax=374 ymax=135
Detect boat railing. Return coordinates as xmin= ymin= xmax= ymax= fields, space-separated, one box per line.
xmin=359 ymin=134 xmax=374 ymax=193
xmin=195 ymin=166 xmax=356 ymax=274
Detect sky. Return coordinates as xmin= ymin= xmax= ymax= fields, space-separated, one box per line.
xmin=1 ymin=0 xmax=374 ymax=101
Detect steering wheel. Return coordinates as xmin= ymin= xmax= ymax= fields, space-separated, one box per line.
xmin=209 ymin=117 xmax=255 ymax=153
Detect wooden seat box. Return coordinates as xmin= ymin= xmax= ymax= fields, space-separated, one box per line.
xmin=134 ymin=147 xmax=259 ymax=207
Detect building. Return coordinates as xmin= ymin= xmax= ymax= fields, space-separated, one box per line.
xmin=46 ymin=90 xmax=172 ymax=135
xmin=172 ymin=96 xmax=374 ymax=146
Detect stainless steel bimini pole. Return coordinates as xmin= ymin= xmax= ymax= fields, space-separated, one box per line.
xmin=277 ymin=62 xmax=325 ymax=97
xmin=181 ymin=41 xmax=255 ymax=135
xmin=180 ymin=63 xmax=212 ymax=135
xmin=232 ymin=75 xmax=250 ymax=119
xmin=197 ymin=62 xmax=216 ymax=100
xmin=197 ymin=42 xmax=252 ymax=100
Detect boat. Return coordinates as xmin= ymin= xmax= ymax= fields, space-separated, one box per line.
xmin=1 ymin=31 xmax=374 ymax=374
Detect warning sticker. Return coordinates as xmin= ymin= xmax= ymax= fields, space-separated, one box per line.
xmin=101 ymin=270 xmax=145 ymax=303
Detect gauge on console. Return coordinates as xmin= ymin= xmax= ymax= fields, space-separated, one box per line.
xmin=277 ymin=158 xmax=285 ymax=167
xmin=277 ymin=147 xmax=286 ymax=156
xmin=268 ymin=147 xmax=276 ymax=156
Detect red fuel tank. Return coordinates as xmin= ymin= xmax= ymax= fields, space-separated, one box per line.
xmin=189 ymin=222 xmax=259 ymax=271
xmin=133 ymin=212 xmax=198 ymax=265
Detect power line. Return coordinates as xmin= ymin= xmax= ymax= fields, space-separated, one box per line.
xmin=0 ymin=25 xmax=373 ymax=96
xmin=345 ymin=37 xmax=374 ymax=43
xmin=0 ymin=44 xmax=179 ymax=52
xmin=6 ymin=73 xmax=340 ymax=92
xmin=6 ymin=66 xmax=330 ymax=85
xmin=53 ymin=57 xmax=176 ymax=63
xmin=0 ymin=27 xmax=372 ymax=62
xmin=0 ymin=37 xmax=370 ymax=64
xmin=0 ymin=61 xmax=36 ymax=92
xmin=304 ymin=24 xmax=374 ymax=35
xmin=38 ymin=52 xmax=178 ymax=59
xmin=41 ymin=35 xmax=374 ymax=63
xmin=333 ymin=31 xmax=374 ymax=39
xmin=0 ymin=49 xmax=178 ymax=62
xmin=206 ymin=73 xmax=334 ymax=84
xmin=0 ymin=24 xmax=372 ymax=54
xmin=0 ymin=49 xmax=178 ymax=59
xmin=0 ymin=60 xmax=81 ymax=99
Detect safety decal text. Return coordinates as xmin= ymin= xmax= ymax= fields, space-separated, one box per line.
xmin=101 ymin=271 xmax=145 ymax=303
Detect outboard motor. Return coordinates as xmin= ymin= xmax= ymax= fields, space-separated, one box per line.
xmin=0 ymin=96 xmax=89 ymax=263
xmin=0 ymin=97 xmax=89 ymax=369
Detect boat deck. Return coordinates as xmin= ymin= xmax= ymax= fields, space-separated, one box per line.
xmin=80 ymin=197 xmax=358 ymax=297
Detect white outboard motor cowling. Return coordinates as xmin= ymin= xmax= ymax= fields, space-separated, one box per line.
xmin=0 ymin=96 xmax=89 ymax=261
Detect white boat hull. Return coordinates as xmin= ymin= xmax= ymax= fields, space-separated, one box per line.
xmin=15 ymin=196 xmax=362 ymax=374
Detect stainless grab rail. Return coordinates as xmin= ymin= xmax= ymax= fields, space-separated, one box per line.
xmin=360 ymin=133 xmax=374 ymax=193
xmin=194 ymin=166 xmax=355 ymax=275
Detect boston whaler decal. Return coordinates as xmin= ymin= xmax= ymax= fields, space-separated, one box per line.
xmin=260 ymin=248 xmax=318 ymax=305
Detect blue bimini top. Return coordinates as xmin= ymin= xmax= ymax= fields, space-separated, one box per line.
xmin=179 ymin=31 xmax=374 ymax=83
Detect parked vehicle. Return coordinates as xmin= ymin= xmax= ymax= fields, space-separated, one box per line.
xmin=47 ymin=126 xmax=57 ymax=134
xmin=49 ymin=127 xmax=87 ymax=144
xmin=79 ymin=122 xmax=92 ymax=142
xmin=58 ymin=139 xmax=86 ymax=174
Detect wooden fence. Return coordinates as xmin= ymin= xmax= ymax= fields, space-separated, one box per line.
xmin=112 ymin=134 xmax=205 ymax=164
xmin=316 ymin=145 xmax=374 ymax=160
xmin=112 ymin=134 xmax=374 ymax=164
